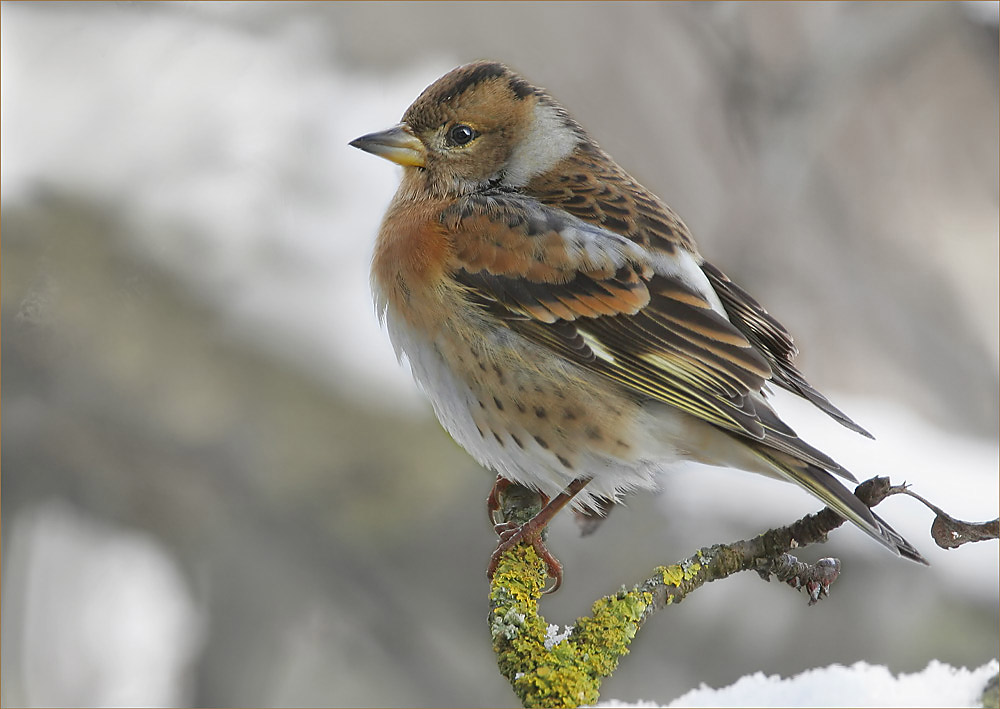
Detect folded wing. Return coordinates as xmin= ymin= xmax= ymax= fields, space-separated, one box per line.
xmin=445 ymin=192 xmax=855 ymax=476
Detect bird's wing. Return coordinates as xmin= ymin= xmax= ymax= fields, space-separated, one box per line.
xmin=444 ymin=192 xmax=850 ymax=476
xmin=699 ymin=261 xmax=872 ymax=438
xmin=528 ymin=154 xmax=872 ymax=438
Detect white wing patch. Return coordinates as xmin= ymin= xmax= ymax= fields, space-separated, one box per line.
xmin=648 ymin=248 xmax=729 ymax=319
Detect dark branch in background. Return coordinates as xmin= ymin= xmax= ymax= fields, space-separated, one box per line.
xmin=488 ymin=476 xmax=999 ymax=709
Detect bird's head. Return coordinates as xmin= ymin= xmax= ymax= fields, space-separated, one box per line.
xmin=350 ymin=61 xmax=587 ymax=197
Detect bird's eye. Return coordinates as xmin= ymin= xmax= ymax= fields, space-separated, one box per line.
xmin=447 ymin=124 xmax=477 ymax=147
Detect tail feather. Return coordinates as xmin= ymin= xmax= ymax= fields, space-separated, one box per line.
xmin=758 ymin=451 xmax=927 ymax=565
xmin=869 ymin=509 xmax=927 ymax=564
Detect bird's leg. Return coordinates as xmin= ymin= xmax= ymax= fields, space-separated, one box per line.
xmin=486 ymin=474 xmax=551 ymax=525
xmin=487 ymin=476 xmax=592 ymax=593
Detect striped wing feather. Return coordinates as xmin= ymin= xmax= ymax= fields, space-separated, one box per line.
xmin=458 ymin=267 xmax=847 ymax=474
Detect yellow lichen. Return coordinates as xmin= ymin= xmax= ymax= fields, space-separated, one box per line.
xmin=655 ymin=553 xmax=703 ymax=589
xmin=490 ymin=542 xmax=665 ymax=707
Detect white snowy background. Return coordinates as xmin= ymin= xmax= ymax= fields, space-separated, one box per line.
xmin=3 ymin=2 xmax=997 ymax=707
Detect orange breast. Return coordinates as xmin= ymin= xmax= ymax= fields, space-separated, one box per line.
xmin=372 ymin=195 xmax=456 ymax=329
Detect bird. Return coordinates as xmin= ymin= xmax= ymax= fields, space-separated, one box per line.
xmin=350 ymin=60 xmax=926 ymax=590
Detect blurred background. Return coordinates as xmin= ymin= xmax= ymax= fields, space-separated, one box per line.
xmin=2 ymin=2 xmax=998 ymax=707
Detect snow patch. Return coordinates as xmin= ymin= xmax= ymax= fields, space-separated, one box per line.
xmin=597 ymin=660 xmax=999 ymax=708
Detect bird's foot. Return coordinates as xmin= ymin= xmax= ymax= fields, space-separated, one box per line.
xmin=488 ymin=519 xmax=564 ymax=594
xmin=485 ymin=476 xmax=592 ymax=594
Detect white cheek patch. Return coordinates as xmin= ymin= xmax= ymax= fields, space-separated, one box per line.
xmin=503 ymin=101 xmax=579 ymax=187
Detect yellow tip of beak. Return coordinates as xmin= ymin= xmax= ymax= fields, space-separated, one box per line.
xmin=349 ymin=124 xmax=426 ymax=168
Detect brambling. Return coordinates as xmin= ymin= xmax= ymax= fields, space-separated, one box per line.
xmin=351 ymin=61 xmax=925 ymax=589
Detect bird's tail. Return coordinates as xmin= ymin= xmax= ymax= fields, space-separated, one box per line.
xmin=756 ymin=450 xmax=928 ymax=565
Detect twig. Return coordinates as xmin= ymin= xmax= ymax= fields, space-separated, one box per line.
xmin=897 ymin=488 xmax=999 ymax=549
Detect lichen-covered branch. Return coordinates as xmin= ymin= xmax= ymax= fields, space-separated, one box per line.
xmin=488 ymin=476 xmax=998 ymax=708
xmin=487 ymin=482 xmax=853 ymax=708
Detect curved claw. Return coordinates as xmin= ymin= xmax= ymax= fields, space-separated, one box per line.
xmin=486 ymin=475 xmax=509 ymax=526
xmin=487 ymin=520 xmax=565 ymax=592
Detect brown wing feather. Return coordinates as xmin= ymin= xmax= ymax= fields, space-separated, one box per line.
xmin=525 ymin=141 xmax=698 ymax=255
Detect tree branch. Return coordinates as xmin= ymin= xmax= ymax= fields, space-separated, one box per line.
xmin=488 ymin=476 xmax=997 ymax=708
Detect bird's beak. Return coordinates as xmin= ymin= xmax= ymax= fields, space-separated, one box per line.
xmin=349 ymin=124 xmax=426 ymax=168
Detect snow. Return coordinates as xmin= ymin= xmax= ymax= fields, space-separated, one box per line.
xmin=596 ymin=659 xmax=999 ymax=708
